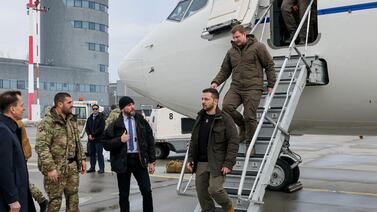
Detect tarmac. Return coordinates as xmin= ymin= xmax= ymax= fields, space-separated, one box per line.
xmin=26 ymin=127 xmax=377 ymax=212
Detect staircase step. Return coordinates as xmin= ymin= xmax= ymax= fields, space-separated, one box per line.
xmin=273 ymin=55 xmax=305 ymax=67
xmin=214 ymin=194 xmax=249 ymax=211
xmin=263 ymin=80 xmax=296 ymax=95
xmin=239 ymin=140 xmax=271 ymax=156
xmin=225 ymin=187 xmax=252 ymax=196
xmin=257 ymin=108 xmax=282 ymax=123
xmin=233 ymin=157 xmax=263 ymax=174
xmin=224 ymin=174 xmax=255 ymax=193
xmin=259 ymin=94 xmax=287 ymax=108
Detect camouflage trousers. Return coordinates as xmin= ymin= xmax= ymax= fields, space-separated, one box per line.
xmin=44 ymin=161 xmax=80 ymax=212
xmin=30 ymin=183 xmax=47 ymax=204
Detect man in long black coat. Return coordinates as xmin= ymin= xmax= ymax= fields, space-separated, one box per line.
xmin=0 ymin=90 xmax=36 ymax=212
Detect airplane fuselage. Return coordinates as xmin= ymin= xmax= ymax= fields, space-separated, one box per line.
xmin=119 ymin=0 xmax=377 ymax=135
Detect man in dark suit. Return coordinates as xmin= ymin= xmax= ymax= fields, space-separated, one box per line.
xmin=102 ymin=96 xmax=156 ymax=212
xmin=85 ymin=104 xmax=106 ymax=173
xmin=0 ymin=90 xmax=36 ymax=212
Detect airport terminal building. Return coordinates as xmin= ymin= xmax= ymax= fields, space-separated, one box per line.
xmin=0 ymin=0 xmax=109 ymax=115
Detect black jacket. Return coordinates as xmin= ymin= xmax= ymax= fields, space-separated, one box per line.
xmin=85 ymin=112 xmax=105 ymax=142
xmin=188 ymin=108 xmax=239 ymax=177
xmin=0 ymin=114 xmax=36 ymax=212
xmin=101 ymin=113 xmax=156 ymax=173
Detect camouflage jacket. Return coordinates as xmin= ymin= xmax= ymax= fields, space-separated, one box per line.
xmin=105 ymin=108 xmax=121 ymax=129
xmin=36 ymin=107 xmax=85 ymax=176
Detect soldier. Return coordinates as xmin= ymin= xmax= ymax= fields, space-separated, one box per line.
xmin=36 ymin=92 xmax=87 ymax=212
xmin=105 ymin=104 xmax=121 ymax=129
xmin=17 ymin=119 xmax=48 ymax=212
xmin=103 ymin=105 xmax=120 ymax=161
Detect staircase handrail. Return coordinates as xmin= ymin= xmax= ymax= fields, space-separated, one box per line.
xmin=237 ymin=0 xmax=315 ymax=197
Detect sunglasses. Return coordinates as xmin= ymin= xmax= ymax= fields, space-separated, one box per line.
xmin=92 ymin=108 xmax=99 ymax=110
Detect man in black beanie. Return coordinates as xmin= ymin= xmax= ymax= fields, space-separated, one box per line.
xmin=102 ymin=96 xmax=156 ymax=212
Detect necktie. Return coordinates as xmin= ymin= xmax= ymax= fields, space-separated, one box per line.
xmin=128 ymin=118 xmax=134 ymax=151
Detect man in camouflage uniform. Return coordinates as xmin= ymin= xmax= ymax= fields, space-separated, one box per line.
xmin=36 ymin=92 xmax=87 ymax=212
xmin=17 ymin=120 xmax=48 ymax=211
xmin=103 ymin=105 xmax=121 ymax=161
xmin=105 ymin=104 xmax=121 ymax=129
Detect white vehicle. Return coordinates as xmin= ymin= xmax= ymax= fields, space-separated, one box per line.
xmin=118 ymin=0 xmax=377 ymax=211
xmin=149 ymin=107 xmax=195 ymax=159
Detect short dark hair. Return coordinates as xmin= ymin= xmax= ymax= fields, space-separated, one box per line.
xmin=110 ymin=104 xmax=117 ymax=110
xmin=202 ymin=88 xmax=219 ymax=100
xmin=0 ymin=90 xmax=22 ymax=113
xmin=54 ymin=92 xmax=71 ymax=106
xmin=92 ymin=104 xmax=99 ymax=109
xmin=231 ymin=24 xmax=246 ymax=34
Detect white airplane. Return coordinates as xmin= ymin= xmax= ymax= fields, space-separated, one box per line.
xmin=119 ymin=0 xmax=377 ymax=136
xmin=119 ymin=0 xmax=377 ymax=209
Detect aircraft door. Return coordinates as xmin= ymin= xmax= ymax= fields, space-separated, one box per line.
xmin=202 ymin=0 xmax=259 ymax=38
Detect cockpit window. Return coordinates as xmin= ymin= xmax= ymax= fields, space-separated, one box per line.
xmin=167 ymin=0 xmax=191 ymax=21
xmin=184 ymin=0 xmax=208 ymax=18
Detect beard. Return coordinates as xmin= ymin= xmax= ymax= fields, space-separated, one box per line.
xmin=203 ymin=103 xmax=215 ymax=111
xmin=124 ymin=110 xmax=135 ymax=117
xmin=62 ymin=106 xmax=72 ymax=115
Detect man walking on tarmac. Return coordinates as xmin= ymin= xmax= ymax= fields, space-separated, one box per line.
xmin=211 ymin=24 xmax=276 ymax=144
xmin=187 ymin=88 xmax=239 ymax=212
xmin=102 ymin=96 xmax=156 ymax=212
xmin=36 ymin=92 xmax=87 ymax=211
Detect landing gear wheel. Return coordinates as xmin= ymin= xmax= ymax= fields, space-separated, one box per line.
xmin=155 ymin=144 xmax=165 ymax=159
xmin=155 ymin=144 xmax=170 ymax=159
xmin=281 ymin=156 xmax=300 ymax=184
xmin=267 ymin=159 xmax=292 ymax=191
xmin=163 ymin=145 xmax=170 ymax=158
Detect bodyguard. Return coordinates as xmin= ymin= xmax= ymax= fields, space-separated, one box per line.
xmin=102 ymin=96 xmax=156 ymax=212
xmin=187 ymin=88 xmax=239 ymax=212
xmin=85 ymin=104 xmax=106 ymax=173
xmin=211 ymin=25 xmax=276 ymax=143
xmin=36 ymin=92 xmax=86 ymax=212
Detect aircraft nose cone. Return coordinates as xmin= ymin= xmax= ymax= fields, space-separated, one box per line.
xmin=118 ymin=52 xmax=149 ymax=96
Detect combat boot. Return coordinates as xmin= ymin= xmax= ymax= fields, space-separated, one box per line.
xmin=39 ymin=199 xmax=48 ymax=212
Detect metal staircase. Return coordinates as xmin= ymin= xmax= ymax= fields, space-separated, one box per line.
xmin=183 ymin=51 xmax=327 ymax=211
xmin=176 ymin=0 xmax=328 ymax=211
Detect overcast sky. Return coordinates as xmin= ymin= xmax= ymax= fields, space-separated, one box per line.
xmin=0 ymin=0 xmax=178 ymax=82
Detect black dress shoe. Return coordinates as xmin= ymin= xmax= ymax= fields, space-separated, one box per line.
xmin=98 ymin=170 xmax=105 ymax=174
xmin=87 ymin=169 xmax=95 ymax=173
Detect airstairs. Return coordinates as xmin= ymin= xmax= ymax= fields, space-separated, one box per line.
xmin=177 ymin=0 xmax=327 ymax=211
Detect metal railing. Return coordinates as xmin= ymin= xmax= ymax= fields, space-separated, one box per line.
xmin=249 ymin=2 xmax=273 ymax=41
xmin=237 ymin=0 xmax=315 ymax=199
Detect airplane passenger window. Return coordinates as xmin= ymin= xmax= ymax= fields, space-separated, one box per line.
xmin=184 ymin=0 xmax=208 ymax=18
xmin=167 ymin=0 xmax=192 ymax=22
